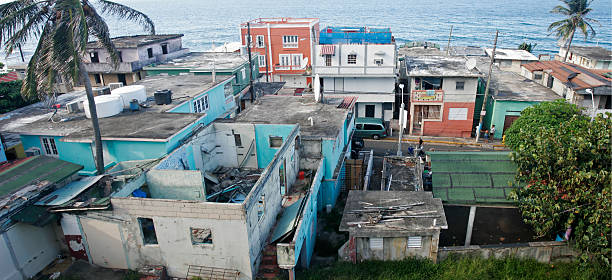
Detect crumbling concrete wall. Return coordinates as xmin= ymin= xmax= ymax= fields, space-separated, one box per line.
xmin=108 ymin=198 xmax=251 ymax=278
xmin=352 ymin=235 xmax=435 ymax=261
xmin=437 ymin=241 xmax=579 ymax=263
xmin=146 ymin=170 xmax=205 ymax=200
xmin=223 ymin=123 xmax=258 ymax=169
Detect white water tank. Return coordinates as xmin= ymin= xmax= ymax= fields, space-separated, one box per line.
xmin=84 ymin=95 xmax=123 ymax=118
xmin=110 ymin=85 xmax=147 ymax=108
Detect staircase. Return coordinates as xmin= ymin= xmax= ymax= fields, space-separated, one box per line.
xmin=257 ymin=244 xmax=281 ymax=279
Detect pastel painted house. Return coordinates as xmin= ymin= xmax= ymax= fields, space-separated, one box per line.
xmin=8 ymin=74 xmax=236 ymax=175
xmin=143 ymin=52 xmax=260 ymax=110
xmin=313 ymin=26 xmax=397 ymax=124
xmin=404 ymin=55 xmax=482 ymax=137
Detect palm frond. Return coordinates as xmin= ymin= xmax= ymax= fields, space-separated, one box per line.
xmin=2 ymin=7 xmax=50 ymax=56
xmin=96 ymin=0 xmax=155 ymax=34
xmin=0 ymin=2 xmax=44 ymax=52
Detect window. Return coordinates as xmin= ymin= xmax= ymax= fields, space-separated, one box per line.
xmin=191 ymin=228 xmax=212 ymax=245
xmin=244 ymin=35 xmax=252 ymax=47
xmin=348 ymin=54 xmax=357 ymax=64
xmin=455 ymin=81 xmax=465 ymax=90
xmin=534 ymin=73 xmax=543 ymax=80
xmin=291 ymin=54 xmax=303 ymax=67
xmin=93 ymin=74 xmax=102 ymax=84
xmin=365 ymin=104 xmax=375 ymax=117
xmin=374 ymin=58 xmax=384 ymax=66
xmin=224 ymin=82 xmax=232 ymax=97
xmin=138 ymin=218 xmax=158 ymax=245
xmin=256 ymin=35 xmax=265 ymax=48
xmin=407 ymin=236 xmax=422 ymax=248
xmin=240 ymin=68 xmax=246 ymax=80
xmin=147 ymin=48 xmax=153 ymax=58
xmin=192 ymin=94 xmax=209 ymax=113
xmin=161 ymin=44 xmax=168 ymax=55
xmin=269 ymin=136 xmax=283 ymax=148
xmin=117 ymin=51 xmax=123 ymax=62
xmin=421 ymin=105 xmax=441 ymax=120
xmin=90 ymin=52 xmax=99 ymax=63
xmin=325 ymin=55 xmax=332 ymax=66
xmin=364 ymin=124 xmax=383 ymax=131
xmin=234 ymin=134 xmax=242 ymax=147
xmin=41 ymin=137 xmax=58 ymax=156
xmin=282 ymin=35 xmax=298 ymax=48
xmin=257 ymin=194 xmax=265 ymax=221
xmin=370 ymin=237 xmax=383 ymax=250
xmin=258 ymin=55 xmax=266 ymax=67
xmin=279 ymin=54 xmax=291 ymax=70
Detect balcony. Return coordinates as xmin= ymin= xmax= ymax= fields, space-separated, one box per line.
xmin=411 ymin=90 xmax=444 ymax=103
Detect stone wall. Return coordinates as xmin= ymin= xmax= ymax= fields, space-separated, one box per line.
xmin=437 ymin=241 xmax=579 ymax=263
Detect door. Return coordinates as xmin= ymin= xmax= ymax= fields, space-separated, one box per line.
xmin=117 ymin=74 xmax=127 ymax=85
xmin=503 ymin=115 xmax=520 ymax=134
xmin=80 ymin=218 xmax=128 ymax=269
xmin=365 ymin=105 xmax=376 ymax=118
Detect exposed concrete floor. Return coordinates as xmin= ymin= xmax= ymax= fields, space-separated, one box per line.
xmin=61 ymin=260 xmax=129 ymax=280
xmin=472 ymin=207 xmax=542 ymax=245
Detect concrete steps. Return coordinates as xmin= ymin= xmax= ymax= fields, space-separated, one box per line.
xmin=257 ymin=245 xmax=280 ymax=279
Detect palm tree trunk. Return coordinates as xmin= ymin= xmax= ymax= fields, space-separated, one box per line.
xmin=78 ymin=59 xmax=105 ymax=175
xmin=563 ymin=28 xmax=576 ymax=63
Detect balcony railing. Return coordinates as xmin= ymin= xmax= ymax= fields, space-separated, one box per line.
xmin=411 ymin=90 xmax=444 ymax=103
xmin=274 ymin=65 xmax=305 ymax=71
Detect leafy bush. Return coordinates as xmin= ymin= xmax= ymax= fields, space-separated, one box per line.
xmin=0 ymin=80 xmax=38 ymax=113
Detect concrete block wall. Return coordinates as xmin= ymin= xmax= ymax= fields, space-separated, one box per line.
xmin=437 ymin=241 xmax=579 ymax=263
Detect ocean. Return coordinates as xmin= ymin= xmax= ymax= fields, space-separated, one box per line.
xmin=3 ymin=0 xmax=611 ymax=63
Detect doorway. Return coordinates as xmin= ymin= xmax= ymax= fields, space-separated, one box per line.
xmin=503 ymin=115 xmax=520 ymax=134
xmin=279 ymin=159 xmax=287 ymax=195
xmin=117 ymin=74 xmax=127 ymax=85
xmin=365 ymin=105 xmax=376 ymax=118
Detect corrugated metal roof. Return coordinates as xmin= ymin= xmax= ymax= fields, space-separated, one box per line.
xmin=522 ymin=60 xmax=612 ymax=90
xmin=0 ymin=72 xmax=19 ymax=83
xmin=270 ymin=197 xmax=305 ymax=243
xmin=430 ymin=152 xmax=518 ymax=205
xmin=35 ymin=175 xmax=103 ymax=206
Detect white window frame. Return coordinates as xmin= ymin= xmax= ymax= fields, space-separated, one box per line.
xmin=244 ymin=35 xmax=252 ymax=47
xmin=41 ymin=137 xmax=58 ymax=157
xmin=282 ymin=35 xmax=299 ymax=48
xmin=256 ymin=35 xmax=265 ymax=48
xmin=279 ymin=54 xmax=291 ymax=70
xmin=258 ymin=55 xmax=266 ymax=67
xmin=192 ymin=94 xmax=210 ymax=113
xmin=291 ymin=54 xmax=303 ymax=67
xmin=348 ymin=54 xmax=357 ymax=64
xmin=407 ymin=236 xmax=422 ymax=248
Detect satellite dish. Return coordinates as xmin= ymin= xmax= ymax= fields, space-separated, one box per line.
xmin=300 ymin=57 xmax=309 ymax=69
xmin=466 ymin=58 xmax=477 ymax=71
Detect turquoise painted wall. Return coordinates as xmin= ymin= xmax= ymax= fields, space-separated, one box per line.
xmin=292 ymin=161 xmax=324 ymax=268
xmin=20 ymin=135 xmax=96 ymax=172
xmin=106 ymin=140 xmax=168 ymax=163
xmin=167 ymin=79 xmax=236 ymax=124
xmin=487 ymin=99 xmax=541 ymax=139
xmin=0 ymin=137 xmax=6 ymax=162
xmin=254 ymin=124 xmax=297 ymax=169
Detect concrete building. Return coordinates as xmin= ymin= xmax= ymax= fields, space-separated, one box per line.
xmin=557 ymin=45 xmax=612 ymax=69
xmin=484 ymin=48 xmax=538 ymax=73
xmin=338 ymin=191 xmax=447 ymax=262
xmin=0 ymin=156 xmax=83 ymax=280
xmin=313 ymin=26 xmax=397 ymax=123
xmin=84 ymin=34 xmax=189 ymax=87
xmin=404 ymin=56 xmax=482 ymax=137
xmin=521 ymin=61 xmax=612 ymax=117
xmin=240 ymin=18 xmax=320 ymax=88
xmin=1 ymin=74 xmax=237 ymax=175
xmin=143 ymin=52 xmax=260 ymax=109
xmin=478 ymin=64 xmax=561 ymax=139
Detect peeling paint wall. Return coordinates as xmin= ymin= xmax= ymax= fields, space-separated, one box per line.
xmin=0 ymin=223 xmax=60 ymax=280
xmin=354 ymin=235 xmax=434 ymax=261
xmin=146 ymin=170 xmax=205 ymax=200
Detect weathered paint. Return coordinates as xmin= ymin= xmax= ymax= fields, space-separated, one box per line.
xmin=0 ymin=223 xmax=60 ymax=279
xmin=167 ymin=78 xmax=236 ymax=122
xmin=254 ymin=124 xmax=296 ymax=169
xmin=146 ymin=170 xmax=205 ymax=200
xmin=484 ymin=99 xmax=540 ymax=139
xmin=0 ymin=137 xmax=6 ymax=163
xmin=80 ymin=218 xmax=129 ymax=269
xmin=60 ymin=214 xmax=89 ymax=261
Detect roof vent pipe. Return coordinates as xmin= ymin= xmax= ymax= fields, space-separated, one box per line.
xmin=308 ymin=116 xmax=314 ymax=126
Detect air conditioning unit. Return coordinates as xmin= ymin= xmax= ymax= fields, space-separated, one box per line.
xmin=66 ymin=100 xmax=82 ymax=113
xmin=108 ymin=82 xmax=123 ymax=91
xmin=25 ymin=147 xmax=41 ymax=157
xmin=93 ymin=86 xmax=111 ymax=96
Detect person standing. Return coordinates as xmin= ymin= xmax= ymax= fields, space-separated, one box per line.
xmin=490 ymin=125 xmax=496 ymax=140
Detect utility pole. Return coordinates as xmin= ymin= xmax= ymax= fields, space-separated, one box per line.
xmin=247 ymin=22 xmax=255 ymax=103
xmin=475 ymin=30 xmax=498 ymax=143
xmin=18 ymin=44 xmax=25 ymax=62
xmin=446 ymin=25 xmax=453 ymax=55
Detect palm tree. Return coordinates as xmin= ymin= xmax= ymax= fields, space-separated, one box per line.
xmin=548 ymin=0 xmax=597 ymax=62
xmin=0 ymin=0 xmax=154 ymax=175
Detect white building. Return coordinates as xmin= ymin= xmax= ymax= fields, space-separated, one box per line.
xmin=557 ymin=45 xmax=612 ymax=70
xmin=313 ymin=43 xmax=397 ymax=123
xmin=485 ymin=48 xmax=538 ymax=73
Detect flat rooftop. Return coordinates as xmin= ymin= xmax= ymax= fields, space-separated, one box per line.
xmin=566 ymin=45 xmax=612 ymax=61
xmin=242 ymin=18 xmax=318 ymax=26
xmin=448 ymin=46 xmax=486 ymax=57
xmin=145 ymin=52 xmax=248 ymax=72
xmin=405 ymin=56 xmax=482 ymax=78
xmin=235 ymin=95 xmax=353 ymax=139
xmin=485 ymin=48 xmax=538 ymax=61
xmin=383 ymin=156 xmax=421 ymax=191
xmin=475 ymin=59 xmax=560 ymax=102
xmin=399 ymin=46 xmax=445 ymax=57
xmin=87 ymin=34 xmax=183 ymax=49
xmin=339 ymin=191 xmax=447 ymax=234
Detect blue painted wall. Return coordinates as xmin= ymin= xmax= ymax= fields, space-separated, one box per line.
xmin=254 ymin=124 xmax=297 ymax=169
xmin=320 ymin=26 xmax=392 ymax=44
xmin=20 ymin=135 xmax=97 ymax=172
xmin=292 ymin=161 xmax=324 ymax=268
xmin=0 ymin=136 xmax=6 ymax=163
